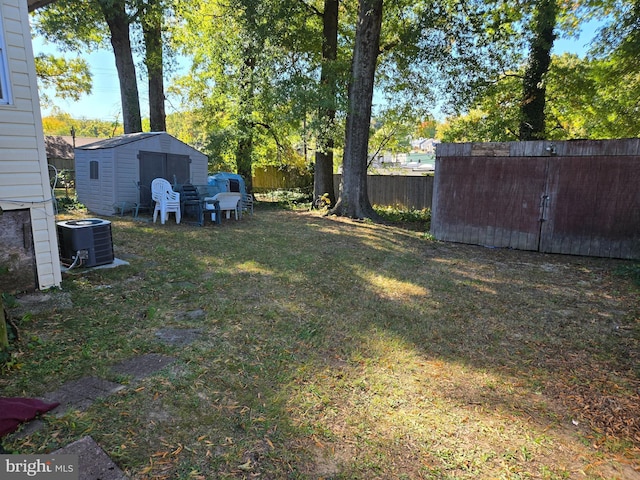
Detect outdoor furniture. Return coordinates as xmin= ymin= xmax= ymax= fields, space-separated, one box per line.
xmin=113 ymin=201 xmax=138 ymax=217
xmin=242 ymin=193 xmax=254 ymax=215
xmin=204 ymin=192 xmax=242 ymax=221
xmin=202 ymin=198 xmax=221 ymax=225
xmin=179 ymin=183 xmax=204 ymax=226
xmin=134 ymin=181 xmax=152 ymax=218
xmin=152 ymin=178 xmax=181 ymax=224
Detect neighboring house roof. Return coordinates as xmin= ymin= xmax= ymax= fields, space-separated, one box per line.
xmin=45 ymin=136 xmax=74 ymax=160
xmin=45 ymin=136 xmax=104 ymax=160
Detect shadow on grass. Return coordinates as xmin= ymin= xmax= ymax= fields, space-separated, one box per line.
xmin=3 ymin=206 xmax=639 ymax=479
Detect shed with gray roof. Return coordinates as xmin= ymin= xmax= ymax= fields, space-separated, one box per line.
xmin=75 ymin=132 xmax=208 ymax=216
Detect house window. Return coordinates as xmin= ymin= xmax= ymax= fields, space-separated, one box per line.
xmin=0 ymin=10 xmax=12 ymax=105
xmin=90 ymin=161 xmax=99 ymax=180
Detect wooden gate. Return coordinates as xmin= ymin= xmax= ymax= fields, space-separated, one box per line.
xmin=432 ymin=140 xmax=640 ymax=260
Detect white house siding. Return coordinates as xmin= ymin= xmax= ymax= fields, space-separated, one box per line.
xmin=0 ymin=0 xmax=61 ymax=290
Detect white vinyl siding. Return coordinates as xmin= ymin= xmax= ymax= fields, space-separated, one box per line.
xmin=0 ymin=0 xmax=61 ymax=290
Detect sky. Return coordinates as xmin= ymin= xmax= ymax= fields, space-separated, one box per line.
xmin=32 ymin=19 xmax=603 ymax=125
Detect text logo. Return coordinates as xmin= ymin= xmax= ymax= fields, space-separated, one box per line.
xmin=1 ymin=455 xmax=78 ymax=480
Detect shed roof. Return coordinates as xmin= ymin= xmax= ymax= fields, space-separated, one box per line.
xmin=77 ymin=132 xmax=163 ymax=150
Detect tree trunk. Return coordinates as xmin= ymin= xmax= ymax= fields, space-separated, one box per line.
xmin=143 ymin=1 xmax=166 ymax=132
xmin=236 ymin=54 xmax=256 ymax=193
xmin=331 ymin=0 xmax=383 ymax=219
xmin=0 ymin=296 xmax=8 ymax=352
xmin=236 ymin=119 xmax=254 ymax=193
xmin=99 ymin=0 xmax=142 ymax=134
xmin=519 ymin=0 xmax=558 ymax=140
xmin=313 ymin=0 xmax=339 ymax=207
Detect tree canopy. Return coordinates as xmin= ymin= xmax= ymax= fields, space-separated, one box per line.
xmin=30 ymin=0 xmax=640 ymax=218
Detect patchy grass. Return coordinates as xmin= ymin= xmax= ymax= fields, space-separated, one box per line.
xmin=2 ymin=205 xmax=639 ymax=479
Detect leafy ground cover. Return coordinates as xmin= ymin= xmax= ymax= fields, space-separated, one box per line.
xmin=2 ymin=204 xmax=639 ymax=479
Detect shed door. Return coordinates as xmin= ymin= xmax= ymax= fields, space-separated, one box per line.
xmin=541 ymin=156 xmax=640 ymax=258
xmin=431 ymin=156 xmax=547 ymax=251
xmin=139 ymin=151 xmax=191 ymax=207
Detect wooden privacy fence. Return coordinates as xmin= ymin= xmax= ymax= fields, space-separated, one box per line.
xmin=432 ymin=139 xmax=640 ymax=260
xmin=253 ymin=166 xmax=313 ymax=192
xmin=333 ymin=174 xmax=434 ymax=210
xmin=252 ymin=167 xmax=434 ymax=209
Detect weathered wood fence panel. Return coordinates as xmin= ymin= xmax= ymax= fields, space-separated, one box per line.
xmin=333 ymin=174 xmax=434 ymax=210
xmin=252 ymin=169 xmax=434 ymax=209
xmin=431 ymin=156 xmax=546 ymax=250
xmin=432 ymin=139 xmax=640 ymax=260
xmin=540 ymin=155 xmax=640 ymax=258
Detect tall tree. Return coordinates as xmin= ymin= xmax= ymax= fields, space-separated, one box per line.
xmin=330 ymin=0 xmax=383 ymax=219
xmin=140 ymin=0 xmax=166 ymax=131
xmin=519 ymin=0 xmax=558 ymax=140
xmin=235 ymin=50 xmax=257 ymax=193
xmin=33 ymin=0 xmax=162 ymax=133
xmin=97 ymin=0 xmax=142 ymax=133
xmin=313 ymin=0 xmax=339 ymax=207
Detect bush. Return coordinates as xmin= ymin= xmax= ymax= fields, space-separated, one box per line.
xmin=55 ymin=196 xmax=85 ymax=213
xmin=374 ymin=204 xmax=431 ymax=229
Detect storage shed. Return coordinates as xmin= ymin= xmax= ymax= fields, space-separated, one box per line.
xmin=75 ymin=132 xmax=208 ymax=216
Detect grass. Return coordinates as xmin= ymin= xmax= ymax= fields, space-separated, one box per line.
xmin=1 ymin=202 xmax=639 ymax=479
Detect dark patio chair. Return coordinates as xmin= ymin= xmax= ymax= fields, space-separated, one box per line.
xmin=179 ymin=183 xmax=204 ymax=226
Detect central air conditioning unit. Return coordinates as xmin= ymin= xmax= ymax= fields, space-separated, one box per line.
xmin=57 ymin=218 xmax=115 ymax=268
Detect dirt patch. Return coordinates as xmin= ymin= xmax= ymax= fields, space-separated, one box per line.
xmin=9 ymin=291 xmax=73 ymax=319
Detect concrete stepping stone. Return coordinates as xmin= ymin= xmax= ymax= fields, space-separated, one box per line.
xmin=53 ymin=435 xmax=127 ymax=480
xmin=154 ymin=328 xmax=203 ymax=346
xmin=110 ymin=353 xmax=176 ymax=381
xmin=43 ymin=377 xmax=125 ymax=415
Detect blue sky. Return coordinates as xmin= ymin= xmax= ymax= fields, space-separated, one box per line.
xmin=32 ymin=19 xmax=602 ymax=124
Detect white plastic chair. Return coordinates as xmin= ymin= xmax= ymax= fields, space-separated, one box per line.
xmin=204 ymin=192 xmax=242 ymax=221
xmin=152 ymin=178 xmax=181 ymax=224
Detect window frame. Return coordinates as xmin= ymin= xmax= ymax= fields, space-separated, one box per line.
xmin=0 ymin=9 xmax=12 ymax=105
xmin=89 ymin=161 xmax=99 ymax=180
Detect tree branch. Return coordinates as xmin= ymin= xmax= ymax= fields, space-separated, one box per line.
xmin=296 ymin=0 xmax=323 ymax=17
xmin=367 ymin=126 xmax=398 ymax=168
xmin=28 ymin=0 xmax=57 ymax=12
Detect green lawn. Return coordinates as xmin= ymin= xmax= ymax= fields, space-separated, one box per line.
xmin=2 ymin=204 xmax=639 ymax=479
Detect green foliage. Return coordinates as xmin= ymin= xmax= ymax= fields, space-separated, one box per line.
xmin=55 ymin=195 xmax=86 ymax=213
xmin=438 ymin=53 xmax=640 ymax=142
xmin=42 ymin=110 xmax=123 ymax=137
xmin=615 ymin=262 xmax=640 ymax=287
xmin=258 ymin=189 xmax=313 ymax=207
xmin=35 ymin=54 xmax=93 ymax=102
xmin=373 ymin=204 xmax=431 ymax=231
